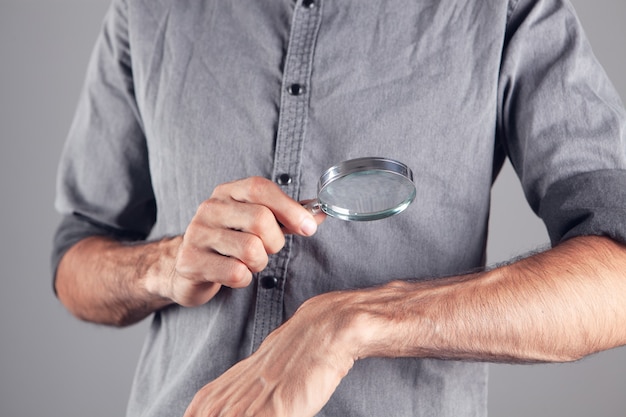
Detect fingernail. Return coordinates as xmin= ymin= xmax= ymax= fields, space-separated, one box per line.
xmin=301 ymin=217 xmax=318 ymax=236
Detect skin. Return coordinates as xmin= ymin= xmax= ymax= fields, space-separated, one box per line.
xmin=56 ymin=176 xmax=626 ymax=417
xmin=56 ymin=177 xmax=324 ymax=325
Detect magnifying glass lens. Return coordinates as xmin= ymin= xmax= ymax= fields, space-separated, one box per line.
xmin=317 ymin=162 xmax=416 ymax=221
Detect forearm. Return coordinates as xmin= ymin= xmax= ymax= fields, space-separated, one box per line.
xmin=55 ymin=235 xmax=179 ymax=326
xmin=180 ymin=237 xmax=626 ymax=416
xmin=55 ymin=178 xmax=322 ymax=327
xmin=329 ymin=235 xmax=626 ymax=364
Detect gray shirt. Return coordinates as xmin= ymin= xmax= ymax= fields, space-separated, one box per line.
xmin=53 ymin=0 xmax=626 ymax=416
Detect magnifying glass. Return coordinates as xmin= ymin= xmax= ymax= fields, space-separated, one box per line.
xmin=305 ymin=157 xmax=416 ymax=221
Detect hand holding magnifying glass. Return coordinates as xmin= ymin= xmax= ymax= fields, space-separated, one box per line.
xmin=304 ymin=157 xmax=416 ymax=221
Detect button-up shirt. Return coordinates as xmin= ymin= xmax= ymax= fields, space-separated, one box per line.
xmin=53 ymin=0 xmax=626 ymax=416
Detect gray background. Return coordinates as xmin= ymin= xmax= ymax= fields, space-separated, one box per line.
xmin=0 ymin=0 xmax=624 ymax=416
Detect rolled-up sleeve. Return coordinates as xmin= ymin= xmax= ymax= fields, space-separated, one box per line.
xmin=52 ymin=0 xmax=155 ymax=282
xmin=497 ymin=0 xmax=626 ymax=245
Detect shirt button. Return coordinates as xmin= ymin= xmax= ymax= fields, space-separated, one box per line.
xmin=260 ymin=276 xmax=279 ymax=289
xmin=302 ymin=0 xmax=315 ymax=8
xmin=276 ymin=173 xmax=292 ymax=185
xmin=288 ymin=83 xmax=305 ymax=96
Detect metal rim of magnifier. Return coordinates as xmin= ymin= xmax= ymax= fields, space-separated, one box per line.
xmin=317 ymin=157 xmax=416 ymax=221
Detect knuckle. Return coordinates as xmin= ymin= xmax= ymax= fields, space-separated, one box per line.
xmin=239 ymin=236 xmax=268 ymax=271
xmin=211 ymin=181 xmax=231 ymax=198
xmin=196 ymin=198 xmax=221 ymax=218
xmin=190 ymin=200 xmax=228 ymax=233
xmin=247 ymin=208 xmax=284 ymax=254
xmin=227 ymin=262 xmax=253 ymax=287
xmin=250 ymin=206 xmax=276 ymax=229
xmin=245 ymin=176 xmax=272 ymax=200
xmin=266 ymin=233 xmax=286 ymax=255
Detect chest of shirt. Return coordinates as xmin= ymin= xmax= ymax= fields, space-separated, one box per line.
xmin=126 ymin=0 xmax=506 ymax=245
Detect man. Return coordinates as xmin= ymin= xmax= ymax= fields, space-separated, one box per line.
xmin=53 ymin=0 xmax=626 ymax=416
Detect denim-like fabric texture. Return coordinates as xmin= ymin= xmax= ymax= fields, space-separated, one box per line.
xmin=53 ymin=0 xmax=626 ymax=416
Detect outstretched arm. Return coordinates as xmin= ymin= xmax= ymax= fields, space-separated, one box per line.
xmin=184 ymin=235 xmax=626 ymax=417
xmin=352 ymin=235 xmax=626 ymax=363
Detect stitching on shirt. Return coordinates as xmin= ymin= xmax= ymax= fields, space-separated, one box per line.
xmin=293 ymin=4 xmax=322 ymax=185
xmin=287 ymin=11 xmax=311 ymax=177
xmin=252 ymin=3 xmax=324 ymax=352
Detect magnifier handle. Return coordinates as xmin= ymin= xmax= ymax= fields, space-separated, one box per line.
xmin=302 ymin=200 xmax=322 ymax=215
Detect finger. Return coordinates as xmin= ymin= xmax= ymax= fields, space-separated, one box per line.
xmin=176 ymin=243 xmax=254 ymax=288
xmin=214 ymin=177 xmax=319 ymax=237
xmin=300 ymin=199 xmax=328 ymax=227
xmin=171 ymin=280 xmax=222 ymax=308
xmin=195 ymin=198 xmax=286 ymax=254
xmin=189 ymin=226 xmax=270 ymax=273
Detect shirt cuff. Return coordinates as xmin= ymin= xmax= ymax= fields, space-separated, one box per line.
xmin=538 ymin=169 xmax=626 ymax=246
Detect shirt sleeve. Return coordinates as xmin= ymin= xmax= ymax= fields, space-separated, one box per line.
xmin=497 ymin=0 xmax=626 ymax=246
xmin=52 ymin=0 xmax=156 ymax=284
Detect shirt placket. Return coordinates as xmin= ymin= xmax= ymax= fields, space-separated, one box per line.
xmin=250 ymin=0 xmax=323 ymax=353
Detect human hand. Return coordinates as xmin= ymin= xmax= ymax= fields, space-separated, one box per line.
xmin=146 ymin=176 xmax=325 ymax=307
xmin=183 ymin=293 xmax=358 ymax=417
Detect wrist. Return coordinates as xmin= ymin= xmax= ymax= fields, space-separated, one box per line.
xmin=304 ymin=285 xmax=410 ymax=363
xmin=330 ymin=280 xmax=441 ymax=361
xmin=140 ymin=236 xmax=182 ymax=306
